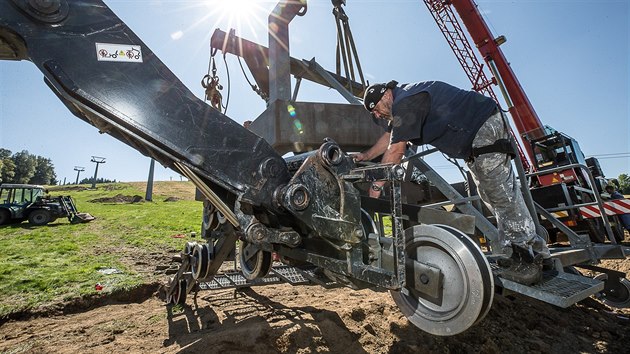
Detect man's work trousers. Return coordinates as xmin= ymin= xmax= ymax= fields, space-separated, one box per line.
xmin=467 ymin=110 xmax=549 ymax=257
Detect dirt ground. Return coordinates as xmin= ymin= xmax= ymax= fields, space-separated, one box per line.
xmin=1 ymin=246 xmax=629 ymax=353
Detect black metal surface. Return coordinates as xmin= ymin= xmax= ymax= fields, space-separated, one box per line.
xmin=0 ymin=0 xmax=289 ymax=211
xmin=279 ymin=141 xmax=363 ymax=244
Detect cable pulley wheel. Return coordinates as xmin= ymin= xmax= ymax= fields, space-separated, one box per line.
xmin=594 ymin=274 xmax=630 ymax=308
xmin=202 ymin=201 xmax=220 ymax=232
xmin=239 ymin=240 xmax=272 ymax=281
xmin=166 ymin=277 xmax=187 ymax=306
xmin=191 ymin=243 xmax=211 ymax=280
xmin=390 ymin=224 xmax=494 ymax=336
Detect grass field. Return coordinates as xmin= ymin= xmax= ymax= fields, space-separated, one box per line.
xmin=0 ymin=181 xmax=201 ymax=318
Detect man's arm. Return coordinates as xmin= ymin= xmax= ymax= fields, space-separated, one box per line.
xmin=369 ymin=141 xmax=407 ymax=198
xmin=354 ymin=132 xmax=391 ymax=162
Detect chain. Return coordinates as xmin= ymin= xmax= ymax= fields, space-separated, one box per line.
xmin=201 ymin=54 xmax=223 ymax=113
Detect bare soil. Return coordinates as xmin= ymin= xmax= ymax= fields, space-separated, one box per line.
xmin=89 ymin=194 xmax=144 ymax=203
xmin=3 ymin=180 xmax=629 ymax=353
xmin=1 ymin=251 xmax=629 ymax=354
xmin=127 ymin=181 xmax=197 ymax=201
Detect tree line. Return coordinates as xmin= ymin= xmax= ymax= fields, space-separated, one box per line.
xmin=616 ymin=174 xmax=630 ymax=195
xmin=77 ymin=177 xmax=117 ymax=184
xmin=0 ymin=149 xmax=57 ymax=185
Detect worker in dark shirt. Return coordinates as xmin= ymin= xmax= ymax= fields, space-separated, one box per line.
xmin=355 ymin=80 xmax=550 ymax=285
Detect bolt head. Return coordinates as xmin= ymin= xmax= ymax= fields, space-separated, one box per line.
xmin=28 ymin=0 xmax=61 ymax=14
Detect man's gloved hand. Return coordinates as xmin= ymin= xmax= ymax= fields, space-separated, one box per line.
xmin=352 ymin=152 xmax=368 ymax=162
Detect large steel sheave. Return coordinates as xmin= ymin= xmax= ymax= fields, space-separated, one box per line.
xmin=391 ymin=224 xmax=494 ymax=336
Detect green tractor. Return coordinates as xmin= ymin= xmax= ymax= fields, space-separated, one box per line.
xmin=0 ymin=184 xmax=94 ymax=226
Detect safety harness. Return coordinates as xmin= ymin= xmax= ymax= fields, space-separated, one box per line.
xmin=470 ymin=138 xmax=517 ymax=161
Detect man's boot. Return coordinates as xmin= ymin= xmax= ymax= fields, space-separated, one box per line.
xmin=496 ymin=243 xmax=543 ymax=285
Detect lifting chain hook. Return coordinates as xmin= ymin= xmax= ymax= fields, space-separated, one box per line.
xmin=201 ymin=56 xmax=223 ymax=112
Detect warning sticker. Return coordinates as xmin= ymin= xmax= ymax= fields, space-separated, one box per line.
xmin=95 ymin=43 xmax=143 ymax=63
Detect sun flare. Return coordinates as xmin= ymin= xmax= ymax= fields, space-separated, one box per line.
xmin=203 ymin=0 xmax=267 ymax=34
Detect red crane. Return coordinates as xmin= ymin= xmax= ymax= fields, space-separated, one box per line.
xmin=423 ymin=0 xmax=627 ymax=243
xmin=423 ymin=0 xmax=546 ymax=170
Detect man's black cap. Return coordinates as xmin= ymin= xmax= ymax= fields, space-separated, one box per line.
xmin=363 ymin=80 xmax=398 ymax=111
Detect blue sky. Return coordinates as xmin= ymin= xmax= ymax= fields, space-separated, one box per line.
xmin=0 ymin=0 xmax=628 ymax=184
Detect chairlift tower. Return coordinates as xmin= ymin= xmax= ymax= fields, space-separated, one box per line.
xmin=90 ymin=156 xmax=106 ymax=188
xmin=73 ymin=166 xmax=85 ymax=184
xmin=145 ymin=159 xmax=155 ymax=201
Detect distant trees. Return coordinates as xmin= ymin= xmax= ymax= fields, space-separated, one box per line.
xmin=0 ymin=149 xmax=16 ymax=183
xmin=0 ymin=149 xmax=57 ymax=185
xmin=78 ymin=177 xmax=117 ymax=184
xmin=617 ymin=174 xmax=630 ymax=195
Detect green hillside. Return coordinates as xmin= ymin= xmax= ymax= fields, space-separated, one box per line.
xmin=0 ymin=182 xmax=201 ymax=318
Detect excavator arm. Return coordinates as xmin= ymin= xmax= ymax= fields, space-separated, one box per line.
xmin=0 ymin=0 xmax=367 ymax=289
xmin=0 ymin=0 xmax=290 ymax=216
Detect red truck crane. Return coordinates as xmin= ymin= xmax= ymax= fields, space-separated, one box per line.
xmin=423 ymin=0 xmax=628 ymax=243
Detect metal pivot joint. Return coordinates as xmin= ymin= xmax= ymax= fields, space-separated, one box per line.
xmin=13 ymin=0 xmax=69 ymax=23
xmin=245 ymin=222 xmax=302 ymax=248
xmin=279 ymin=140 xmax=363 ymax=244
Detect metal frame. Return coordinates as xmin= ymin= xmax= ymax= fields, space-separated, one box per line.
xmin=527 ymin=163 xmax=616 ymax=244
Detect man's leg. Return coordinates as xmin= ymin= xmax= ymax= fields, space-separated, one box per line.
xmin=467 ymin=111 xmax=546 ymax=284
xmin=467 ymin=112 xmax=538 ymax=254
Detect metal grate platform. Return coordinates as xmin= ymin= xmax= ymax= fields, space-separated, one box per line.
xmin=269 ymin=265 xmax=311 ymax=285
xmin=199 ymin=264 xmax=315 ymax=290
xmin=492 ymin=264 xmax=605 ymax=307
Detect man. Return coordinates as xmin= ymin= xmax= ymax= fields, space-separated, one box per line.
xmin=355 ymin=80 xmax=550 ymax=285
xmin=605 ymin=185 xmax=630 ymax=232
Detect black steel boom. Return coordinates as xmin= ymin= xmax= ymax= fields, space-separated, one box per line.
xmin=0 ymin=0 xmax=290 ymax=213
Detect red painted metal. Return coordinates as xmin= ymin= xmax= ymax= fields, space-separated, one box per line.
xmin=448 ymin=0 xmax=546 ymax=142
xmin=425 ymin=0 xmax=550 ymax=168
xmin=422 ymin=0 xmax=530 ymax=170
xmin=536 ymin=169 xmax=578 ymax=186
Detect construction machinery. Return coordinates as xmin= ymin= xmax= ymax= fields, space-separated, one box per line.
xmin=423 ymin=0 xmax=629 ymax=244
xmin=1 ymin=0 xmax=628 ymax=336
xmin=0 ymin=184 xmax=94 ymax=225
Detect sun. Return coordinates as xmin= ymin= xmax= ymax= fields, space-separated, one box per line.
xmin=206 ymin=0 xmax=257 ymax=19
xmin=203 ymin=0 xmax=268 ymax=36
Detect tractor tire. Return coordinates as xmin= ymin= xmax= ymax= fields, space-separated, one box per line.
xmin=0 ymin=209 xmax=10 ymax=225
xmin=28 ymin=209 xmax=52 ymax=226
xmin=610 ymin=216 xmax=626 ymax=243
xmin=585 ymin=219 xmax=606 ymax=243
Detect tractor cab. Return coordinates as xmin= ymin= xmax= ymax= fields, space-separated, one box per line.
xmin=0 ymin=184 xmax=48 ymax=224
xmin=0 ymin=184 xmax=93 ymax=226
